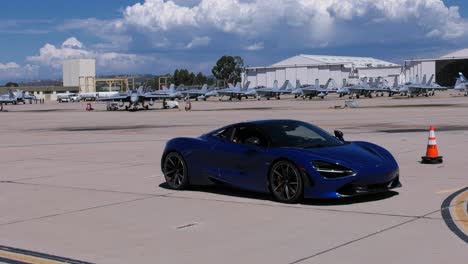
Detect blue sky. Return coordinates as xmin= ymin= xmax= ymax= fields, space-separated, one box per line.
xmin=1 ymin=0 xmax=468 ymax=82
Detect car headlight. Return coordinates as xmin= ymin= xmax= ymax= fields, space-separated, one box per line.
xmin=311 ymin=161 xmax=356 ymax=178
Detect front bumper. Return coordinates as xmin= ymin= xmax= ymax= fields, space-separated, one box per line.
xmin=302 ymin=165 xmax=401 ymax=199
xmin=336 ymin=176 xmax=401 ymax=197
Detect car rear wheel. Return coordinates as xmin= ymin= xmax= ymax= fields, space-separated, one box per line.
xmin=163 ymin=152 xmax=189 ymax=190
xmin=269 ymin=160 xmax=303 ymax=203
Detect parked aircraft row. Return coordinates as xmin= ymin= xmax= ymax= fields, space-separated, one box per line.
xmin=0 ymin=89 xmax=37 ymax=105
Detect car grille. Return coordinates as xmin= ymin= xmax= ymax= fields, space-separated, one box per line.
xmin=337 ymin=176 xmax=401 ymax=196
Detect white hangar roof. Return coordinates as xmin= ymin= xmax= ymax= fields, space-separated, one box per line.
xmin=440 ymin=48 xmax=468 ymax=59
xmin=270 ymin=54 xmax=400 ymax=68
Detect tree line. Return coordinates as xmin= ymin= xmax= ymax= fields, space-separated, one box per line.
xmin=147 ymin=55 xmax=245 ymax=89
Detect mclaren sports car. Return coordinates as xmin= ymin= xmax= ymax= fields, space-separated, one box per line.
xmin=161 ymin=119 xmax=401 ymax=203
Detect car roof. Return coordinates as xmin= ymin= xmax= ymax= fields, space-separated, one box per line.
xmin=234 ymin=119 xmax=304 ymax=126
xmin=204 ymin=119 xmax=307 ymax=136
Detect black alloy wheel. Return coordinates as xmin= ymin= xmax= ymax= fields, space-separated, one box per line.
xmin=163 ymin=152 xmax=189 ymax=190
xmin=269 ymin=161 xmax=304 ymax=203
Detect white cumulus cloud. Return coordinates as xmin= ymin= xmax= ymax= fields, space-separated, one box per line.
xmin=27 ymin=37 xmax=155 ymax=73
xmin=119 ymin=0 xmax=468 ymax=40
xmin=58 ymin=0 xmax=468 ymax=56
xmin=0 ymin=62 xmax=39 ymax=80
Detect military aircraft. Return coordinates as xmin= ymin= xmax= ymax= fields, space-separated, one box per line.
xmin=454 ymin=72 xmax=468 ymax=96
xmin=397 ymin=74 xmax=446 ymax=97
xmin=327 ymin=79 xmax=351 ymax=97
xmin=18 ymin=90 xmax=38 ymax=104
xmin=291 ymin=79 xmax=334 ymax=99
xmin=0 ymin=89 xmax=18 ymax=109
xmin=97 ymin=86 xmax=181 ymax=111
xmin=0 ymin=89 xmax=24 ymax=104
xmin=205 ymin=81 xmax=252 ymax=100
xmin=151 ymin=84 xmax=183 ymax=99
xmin=244 ymin=80 xmax=291 ymax=100
xmin=345 ymin=77 xmax=395 ymax=98
xmin=180 ymin=84 xmax=214 ymax=101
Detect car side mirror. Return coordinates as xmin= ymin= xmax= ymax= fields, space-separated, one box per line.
xmin=334 ymin=130 xmax=344 ymax=141
xmin=244 ymin=137 xmax=260 ymax=146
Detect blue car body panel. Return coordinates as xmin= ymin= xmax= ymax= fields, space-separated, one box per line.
xmin=162 ymin=120 xmax=400 ymax=199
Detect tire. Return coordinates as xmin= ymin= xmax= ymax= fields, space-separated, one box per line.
xmin=269 ymin=160 xmax=304 ymax=203
xmin=162 ymin=152 xmax=189 ymax=190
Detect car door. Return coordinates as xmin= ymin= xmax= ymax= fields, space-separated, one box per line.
xmin=212 ymin=124 xmax=271 ymax=192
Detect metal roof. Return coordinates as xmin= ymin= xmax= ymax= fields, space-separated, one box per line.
xmin=441 ymin=48 xmax=468 ymax=59
xmin=0 ymin=86 xmax=78 ymax=94
xmin=270 ymin=54 xmax=400 ymax=68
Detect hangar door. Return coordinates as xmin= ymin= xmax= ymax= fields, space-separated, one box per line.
xmin=436 ymin=59 xmax=468 ymax=87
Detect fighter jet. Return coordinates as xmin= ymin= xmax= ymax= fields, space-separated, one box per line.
xmin=454 ymin=72 xmax=468 ymax=96
xmin=205 ymin=81 xmax=252 ymax=101
xmin=150 ymin=84 xmax=183 ymax=99
xmin=291 ymin=79 xmax=334 ymax=99
xmin=328 ymin=79 xmax=350 ymax=97
xmin=0 ymin=89 xmax=23 ymax=104
xmin=346 ymin=77 xmax=394 ymax=98
xmin=244 ymin=80 xmax=291 ymax=100
xmin=13 ymin=89 xmax=37 ymax=104
xmin=398 ymin=74 xmax=446 ymax=97
xmin=0 ymin=89 xmax=18 ymax=107
xmin=97 ymin=86 xmax=180 ymax=111
xmin=180 ymin=84 xmax=214 ymax=101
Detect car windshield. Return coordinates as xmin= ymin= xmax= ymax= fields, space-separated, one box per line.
xmin=258 ymin=120 xmax=344 ymax=148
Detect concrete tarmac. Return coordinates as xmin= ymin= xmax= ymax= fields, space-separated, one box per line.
xmin=0 ymin=92 xmax=467 ymax=263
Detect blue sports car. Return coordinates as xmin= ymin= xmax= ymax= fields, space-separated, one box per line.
xmin=161 ymin=119 xmax=401 ymax=203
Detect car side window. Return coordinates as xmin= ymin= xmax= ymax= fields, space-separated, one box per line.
xmin=232 ymin=126 xmax=268 ymax=147
xmin=212 ymin=127 xmax=234 ymax=141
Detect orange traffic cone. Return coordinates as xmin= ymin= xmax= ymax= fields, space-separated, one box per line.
xmin=421 ymin=125 xmax=443 ymax=164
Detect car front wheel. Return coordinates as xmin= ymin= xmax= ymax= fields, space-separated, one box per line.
xmin=269 ymin=160 xmax=303 ymax=203
xmin=163 ymin=152 xmax=189 ymax=190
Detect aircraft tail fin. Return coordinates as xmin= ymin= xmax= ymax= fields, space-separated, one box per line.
xmin=243 ymin=81 xmax=251 ymax=91
xmin=296 ymin=80 xmax=301 ymax=90
xmin=279 ymin=80 xmax=289 ymax=91
xmin=426 ymin=74 xmax=434 ymax=85
xmin=8 ymin=89 xmax=15 ymax=99
xmin=324 ymin=78 xmax=332 ymax=90
xmin=272 ymin=80 xmax=278 ymax=90
xmin=169 ymin=84 xmax=175 ymax=93
xmin=18 ymin=89 xmax=24 ymax=98
xmin=421 ymin=75 xmax=427 ymax=85
xmin=455 ymin=78 xmax=462 ymax=89
xmin=459 ymin=72 xmax=466 ymax=82
xmin=328 ymin=79 xmax=337 ymax=90
xmin=201 ymin=84 xmax=208 ymax=93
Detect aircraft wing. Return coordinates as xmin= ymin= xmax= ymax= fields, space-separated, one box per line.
xmin=0 ymin=97 xmax=16 ymax=103
xmin=144 ymin=93 xmax=181 ymax=99
xmin=97 ymin=95 xmax=130 ymax=101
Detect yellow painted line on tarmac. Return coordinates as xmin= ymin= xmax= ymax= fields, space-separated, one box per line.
xmin=0 ymin=248 xmax=65 ymax=264
xmin=436 ymin=188 xmax=461 ymax=194
xmin=450 ymin=190 xmax=468 ymax=232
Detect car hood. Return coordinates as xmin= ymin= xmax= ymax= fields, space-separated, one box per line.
xmin=279 ymin=142 xmax=394 ymax=168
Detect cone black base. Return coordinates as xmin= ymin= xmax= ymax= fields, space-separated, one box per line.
xmin=421 ymin=156 xmax=443 ymax=164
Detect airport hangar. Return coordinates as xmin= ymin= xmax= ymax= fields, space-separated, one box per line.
xmin=404 ymin=48 xmax=468 ymax=87
xmin=242 ymin=54 xmax=402 ymax=88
